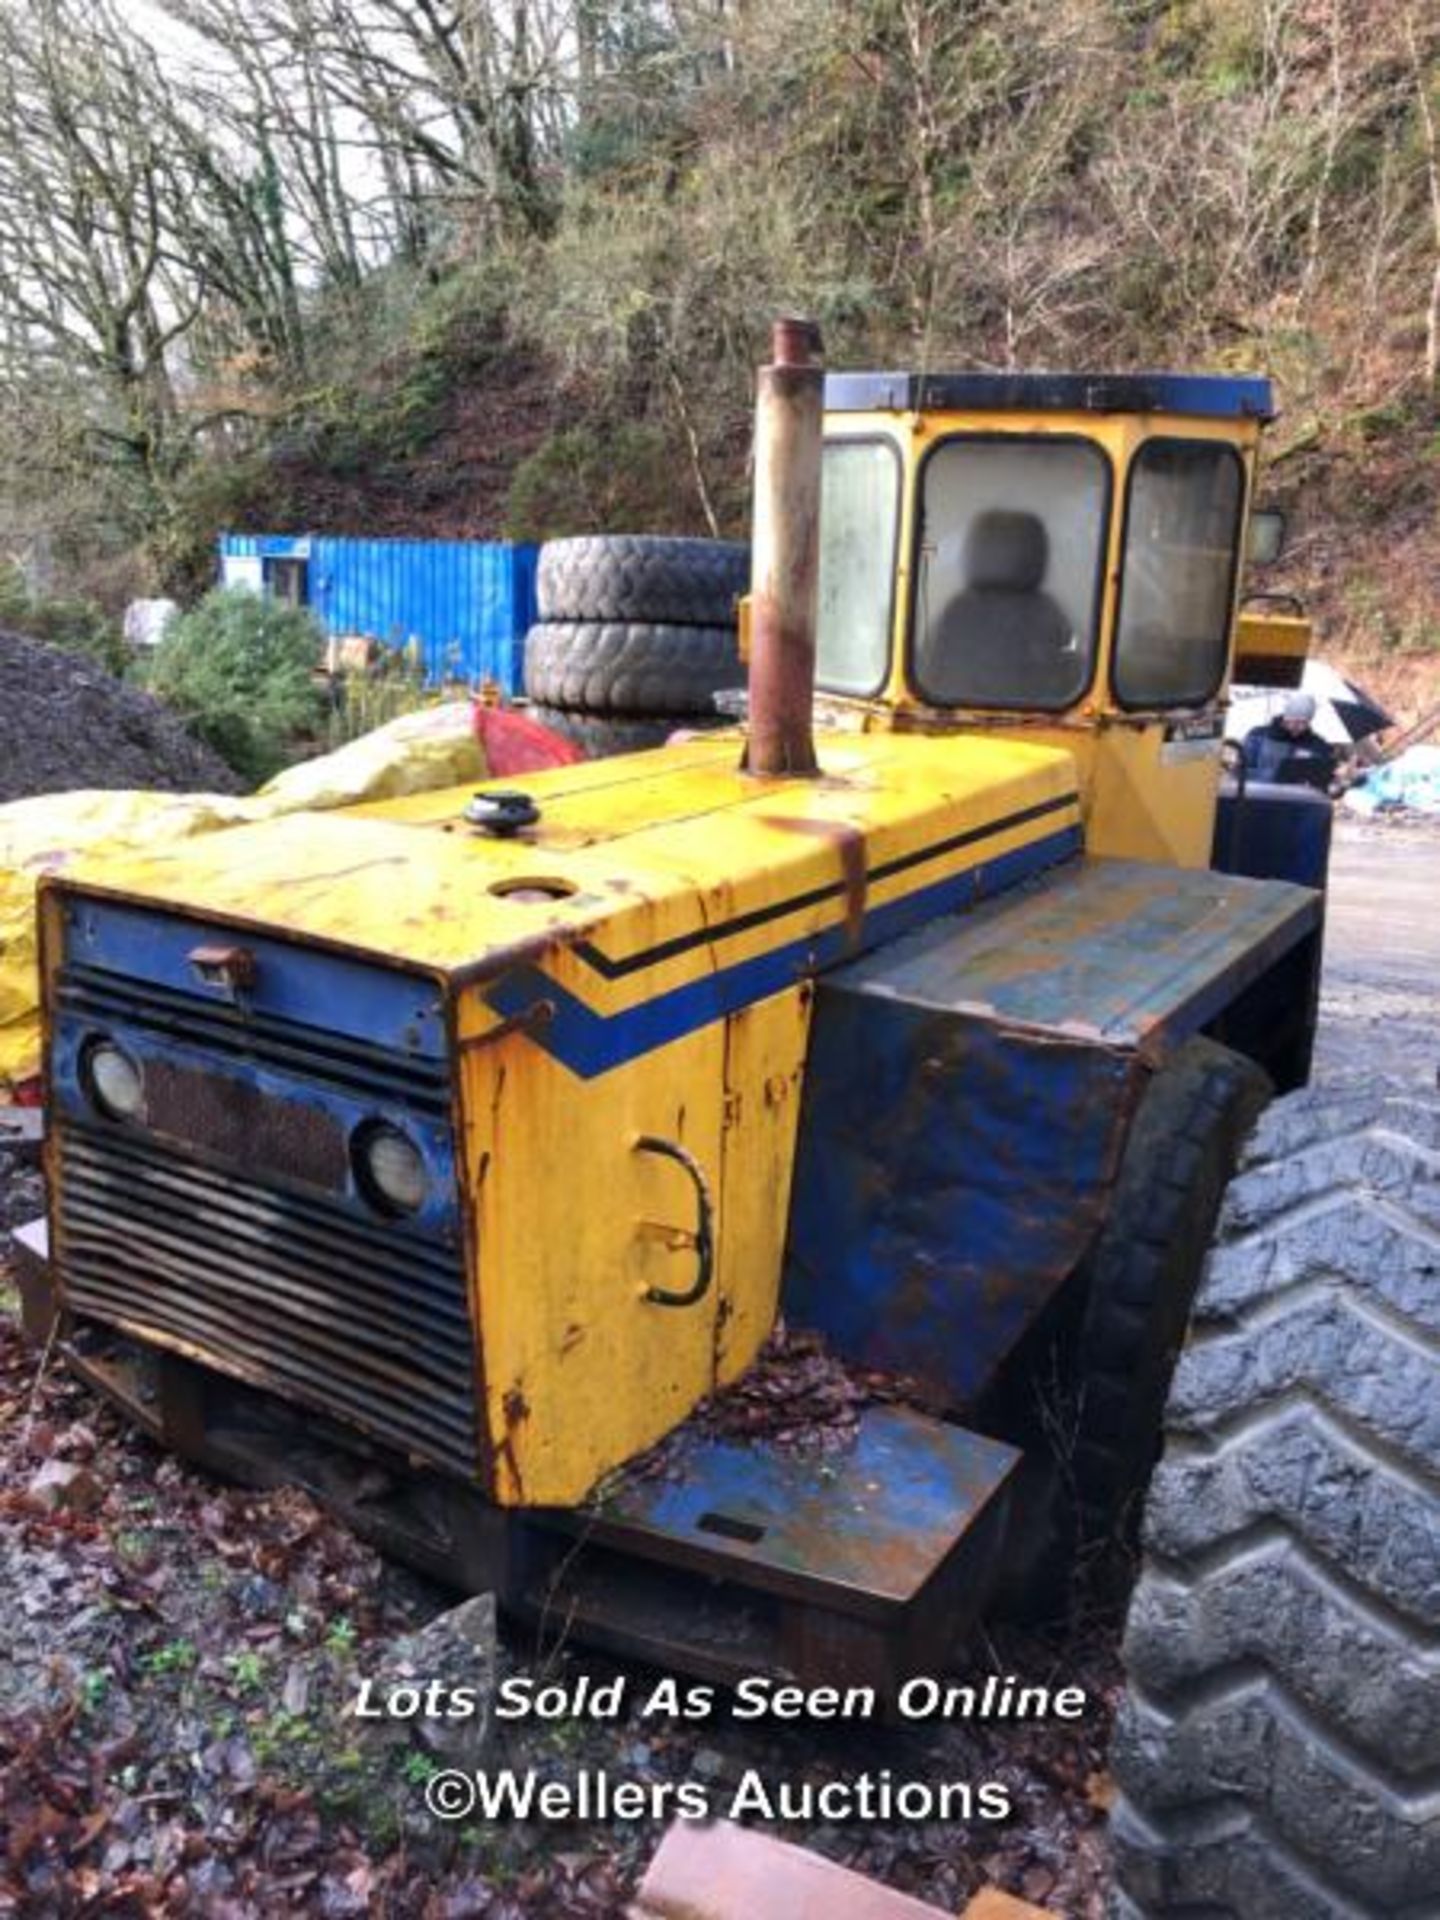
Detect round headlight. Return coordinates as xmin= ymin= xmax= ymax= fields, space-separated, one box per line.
xmin=354 ymin=1122 xmax=428 ymax=1216
xmin=83 ymin=1039 xmax=144 ymax=1121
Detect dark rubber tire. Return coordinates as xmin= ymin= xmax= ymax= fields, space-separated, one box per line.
xmin=1069 ymin=1037 xmax=1272 ymax=1558
xmin=524 ymin=620 xmax=743 ymax=717
xmin=536 ymin=536 xmax=748 ymax=627
xmin=527 ymin=705 xmax=715 ymax=759
xmin=1111 ymin=1082 xmax=1440 ymax=1918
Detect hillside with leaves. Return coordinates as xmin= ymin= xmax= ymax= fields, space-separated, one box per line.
xmin=0 ymin=0 xmax=1437 ymax=715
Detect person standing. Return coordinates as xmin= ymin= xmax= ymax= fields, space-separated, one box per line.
xmin=1241 ymin=691 xmax=1338 ymax=792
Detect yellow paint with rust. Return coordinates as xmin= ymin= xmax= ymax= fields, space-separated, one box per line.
xmin=1232 ymin=607 xmax=1313 ymax=687
xmin=819 ymin=404 xmax=1265 ymax=868
xmin=51 ymin=731 xmax=1080 ymax=1504
xmin=892 ymin=721 xmax=1230 ymax=868
xmin=456 ymin=979 xmax=815 ymax=1504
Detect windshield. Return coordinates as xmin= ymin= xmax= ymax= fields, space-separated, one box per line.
xmin=1114 ymin=439 xmax=1244 ymax=708
xmin=913 ymin=437 xmax=1109 ymax=710
xmin=815 ymin=439 xmax=900 ymax=696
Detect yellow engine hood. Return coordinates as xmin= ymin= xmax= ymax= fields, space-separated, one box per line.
xmin=52 ymin=732 xmax=1083 ymax=996
xmin=42 ymin=729 xmax=1086 ymax=1508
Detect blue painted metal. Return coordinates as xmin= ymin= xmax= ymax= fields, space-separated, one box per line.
xmin=49 ymin=898 xmax=479 ymax=1477
xmin=820 ymin=854 xmax=1320 ymax=1046
xmin=50 ymin=1010 xmax=459 ymax=1239
xmin=233 ymin=533 xmax=313 ymax=559
xmin=587 ymin=1406 xmax=1018 ymax=1616
xmin=1212 ymin=780 xmax=1333 ymax=890
xmin=51 ymin=898 xmax=459 ymax=1235
xmin=62 ymin=897 xmax=447 ymax=1059
xmin=824 ymin=370 xmax=1275 ymax=421
xmin=786 ymin=989 xmax=1142 ymax=1407
xmin=217 ymin=533 xmax=539 ymax=690
xmin=783 ymin=856 xmax=1322 ymax=1407
xmin=485 ymin=822 xmax=1083 ymax=1079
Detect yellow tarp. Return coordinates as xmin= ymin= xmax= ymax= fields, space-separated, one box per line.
xmin=0 ymin=702 xmax=485 ymax=1090
xmin=252 ymin=700 xmax=486 ymax=810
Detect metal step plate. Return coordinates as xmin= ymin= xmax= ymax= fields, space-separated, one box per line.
xmin=526 ymin=1409 xmax=1020 ymax=1687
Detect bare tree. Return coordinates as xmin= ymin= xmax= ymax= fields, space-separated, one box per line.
xmin=1406 ymin=8 xmax=1440 ymax=409
xmin=0 ymin=1 xmax=203 ymax=487
xmin=284 ymin=0 xmax=577 ymax=239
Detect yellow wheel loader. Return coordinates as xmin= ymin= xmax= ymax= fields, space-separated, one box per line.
xmin=18 ymin=321 xmax=1435 ymax=1917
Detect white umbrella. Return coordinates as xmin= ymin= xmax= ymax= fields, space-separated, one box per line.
xmin=1225 ymin=660 xmax=1393 ymax=747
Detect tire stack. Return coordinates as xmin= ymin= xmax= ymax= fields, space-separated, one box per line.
xmin=524 ymin=535 xmax=748 ymax=758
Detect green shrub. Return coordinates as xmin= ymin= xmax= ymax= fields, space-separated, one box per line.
xmin=147 ymin=588 xmax=326 ymax=784
xmin=411 ymin=259 xmax=512 ymax=377
xmin=0 ymin=562 xmax=126 ymax=674
xmin=503 ymin=420 xmax=700 ymax=541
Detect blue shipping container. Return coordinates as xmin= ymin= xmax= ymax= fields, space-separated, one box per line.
xmin=217 ymin=533 xmax=539 ymax=692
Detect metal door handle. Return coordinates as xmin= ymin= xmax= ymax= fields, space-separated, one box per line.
xmin=632 ymin=1134 xmax=714 ymax=1307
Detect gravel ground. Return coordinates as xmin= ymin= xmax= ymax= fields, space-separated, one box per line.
xmin=1312 ymin=812 xmax=1440 ymax=1086
xmin=0 ymin=1133 xmax=43 ymax=1257
xmin=0 ymin=629 xmax=240 ymax=804
xmin=0 ymin=813 xmax=1433 ymax=1917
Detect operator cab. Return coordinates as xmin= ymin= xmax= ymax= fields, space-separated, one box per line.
xmin=812 ymin=371 xmax=1283 ymax=868
xmin=816 ymin=370 xmax=1266 ymax=721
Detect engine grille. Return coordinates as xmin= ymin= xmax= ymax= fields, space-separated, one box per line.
xmin=57 ymin=966 xmax=449 ymax=1112
xmin=58 ymin=1125 xmax=478 ymax=1474
xmin=54 ymin=966 xmax=479 ymax=1479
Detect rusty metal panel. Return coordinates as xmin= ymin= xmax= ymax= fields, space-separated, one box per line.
xmin=785 ymin=996 xmax=1141 ymax=1406
xmin=43 ymin=731 xmax=1087 ymax=1508
xmin=143 ymin=1058 xmax=349 ymax=1189
xmin=42 ymin=731 xmax=1084 ymax=1509
xmin=45 ymin=732 xmax=1082 ymax=991
xmin=55 ymin=1125 xmax=478 ymax=1474
xmin=783 ymin=856 xmax=1321 ymax=1406
xmin=61 ymin=896 xmax=447 ymax=1059
xmin=576 ymin=1405 xmax=1017 ymax=1620
xmin=828 ymin=854 xmax=1320 ymax=1049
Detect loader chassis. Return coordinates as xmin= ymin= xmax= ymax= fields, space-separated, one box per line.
xmin=29 ymin=364 xmax=1330 ymax=1685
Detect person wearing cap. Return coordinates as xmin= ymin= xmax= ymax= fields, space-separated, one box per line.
xmin=1241 ymin=691 xmax=1338 ymax=793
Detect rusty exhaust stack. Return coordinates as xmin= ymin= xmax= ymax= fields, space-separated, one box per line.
xmin=743 ymin=316 xmax=824 ymax=777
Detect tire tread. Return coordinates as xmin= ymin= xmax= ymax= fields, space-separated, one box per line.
xmin=1112 ymin=1085 xmax=1440 ymax=1918
xmin=524 ymin=620 xmax=742 ymax=715
xmin=536 ymin=535 xmax=747 ymax=627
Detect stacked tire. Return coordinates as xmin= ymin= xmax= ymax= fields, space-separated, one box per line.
xmin=524 ymin=535 xmax=748 ymax=758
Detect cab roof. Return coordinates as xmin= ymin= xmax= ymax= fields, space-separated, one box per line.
xmin=823 ymin=370 xmax=1274 ymax=422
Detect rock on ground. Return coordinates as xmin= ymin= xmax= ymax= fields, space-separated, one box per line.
xmin=0 ymin=628 xmax=241 ymax=803
xmin=0 ymin=1140 xmax=43 ymax=1250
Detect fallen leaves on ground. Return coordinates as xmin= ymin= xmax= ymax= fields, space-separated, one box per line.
xmin=0 ymin=1281 xmax=1120 ymax=1918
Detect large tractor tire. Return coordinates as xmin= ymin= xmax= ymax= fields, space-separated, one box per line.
xmin=524 ymin=620 xmax=743 ymax=718
xmin=1068 ymin=1038 xmax=1272 ymax=1559
xmin=537 ymin=535 xmax=747 ymax=627
xmin=1111 ymin=1083 xmax=1440 ymax=1918
xmin=990 ymin=1039 xmax=1270 ymax=1617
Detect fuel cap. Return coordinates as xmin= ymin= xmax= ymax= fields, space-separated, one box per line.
xmin=464 ymin=790 xmax=540 ymax=837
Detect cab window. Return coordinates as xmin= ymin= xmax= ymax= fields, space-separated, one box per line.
xmin=815 ymin=438 xmax=900 ymax=697
xmin=912 ymin=437 xmax=1108 ymax=710
xmin=1114 ymin=440 xmax=1244 ymax=708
